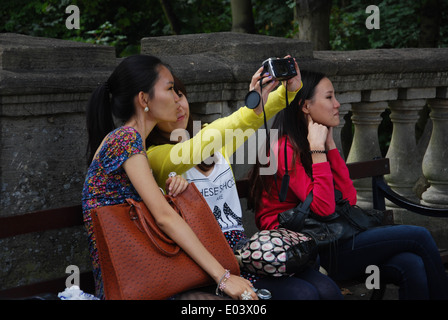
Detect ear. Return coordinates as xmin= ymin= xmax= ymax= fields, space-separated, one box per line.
xmin=302 ymin=99 xmax=311 ymax=115
xmin=136 ymin=91 xmax=149 ymax=109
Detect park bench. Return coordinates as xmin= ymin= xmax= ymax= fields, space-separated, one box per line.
xmin=1 ymin=157 xmax=447 ymax=300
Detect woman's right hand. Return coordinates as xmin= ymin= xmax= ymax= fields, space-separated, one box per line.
xmin=307 ymin=114 xmax=328 ymax=151
xmin=222 ymin=274 xmax=259 ymax=300
xmin=165 ymin=175 xmax=189 ymax=197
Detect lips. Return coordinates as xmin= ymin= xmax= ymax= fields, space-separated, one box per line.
xmin=177 ymin=115 xmax=185 ymax=122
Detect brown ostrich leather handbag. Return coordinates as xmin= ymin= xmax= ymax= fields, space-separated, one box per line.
xmin=91 ymin=183 xmax=239 ymax=300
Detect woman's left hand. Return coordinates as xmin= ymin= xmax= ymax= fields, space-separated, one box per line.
xmin=165 ymin=175 xmax=189 ymax=197
xmin=282 ymin=55 xmax=302 ymax=92
xmin=325 ymin=127 xmax=337 ymax=151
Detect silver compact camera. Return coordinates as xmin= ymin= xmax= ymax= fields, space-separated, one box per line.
xmin=262 ymin=57 xmax=297 ymax=81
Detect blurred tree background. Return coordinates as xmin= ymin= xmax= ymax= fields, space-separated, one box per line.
xmin=2 ymin=0 xmax=447 ymax=57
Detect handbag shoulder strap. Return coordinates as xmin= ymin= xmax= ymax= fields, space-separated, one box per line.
xmin=296 ymin=191 xmax=313 ymax=216
xmin=127 ymin=198 xmax=181 ymax=256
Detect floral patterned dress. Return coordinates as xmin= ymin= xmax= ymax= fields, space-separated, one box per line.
xmin=81 ymin=126 xmax=146 ymax=299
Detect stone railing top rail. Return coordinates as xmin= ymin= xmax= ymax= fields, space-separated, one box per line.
xmin=0 ymin=33 xmax=116 ymax=71
xmin=2 ymin=32 xmax=448 ymax=96
xmin=314 ymin=49 xmax=448 ymax=75
xmin=143 ymin=32 xmax=448 ymax=91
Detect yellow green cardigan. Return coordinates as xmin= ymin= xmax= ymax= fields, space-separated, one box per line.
xmin=147 ymin=83 xmax=301 ymax=191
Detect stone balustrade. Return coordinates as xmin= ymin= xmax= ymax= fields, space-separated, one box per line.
xmin=1 ymin=32 xmax=448 ymax=290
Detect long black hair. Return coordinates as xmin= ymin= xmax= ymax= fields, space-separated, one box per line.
xmin=247 ymin=70 xmax=327 ymax=211
xmin=86 ymin=55 xmax=171 ymax=164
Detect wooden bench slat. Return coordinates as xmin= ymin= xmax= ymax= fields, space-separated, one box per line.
xmin=0 ymin=205 xmax=83 ymax=239
xmin=347 ymin=158 xmax=390 ymax=180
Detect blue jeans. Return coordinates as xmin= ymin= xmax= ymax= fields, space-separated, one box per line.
xmin=319 ymin=225 xmax=448 ymax=300
xmin=255 ymin=265 xmax=343 ymax=300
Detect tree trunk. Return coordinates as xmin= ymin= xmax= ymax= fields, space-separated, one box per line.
xmin=159 ymin=0 xmax=181 ymax=35
xmin=294 ymin=0 xmax=332 ymax=50
xmin=418 ymin=0 xmax=441 ymax=48
xmin=231 ymin=0 xmax=256 ymax=33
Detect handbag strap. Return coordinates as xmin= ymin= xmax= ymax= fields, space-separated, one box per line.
xmin=296 ymin=191 xmax=313 ymax=216
xmin=126 ymin=198 xmax=181 ymax=256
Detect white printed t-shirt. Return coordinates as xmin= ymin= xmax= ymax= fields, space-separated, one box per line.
xmin=183 ymin=152 xmax=243 ymax=233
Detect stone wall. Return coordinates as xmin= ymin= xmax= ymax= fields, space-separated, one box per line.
xmin=1 ymin=32 xmax=448 ymax=291
xmin=0 ymin=33 xmax=117 ymax=290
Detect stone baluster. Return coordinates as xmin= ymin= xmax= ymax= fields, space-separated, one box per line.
xmin=335 ymin=91 xmax=361 ymax=159
xmin=346 ymin=89 xmax=397 ymax=208
xmin=334 ymin=103 xmax=351 ymax=159
xmin=385 ymin=88 xmax=436 ymax=203
xmin=421 ymin=88 xmax=448 ymax=207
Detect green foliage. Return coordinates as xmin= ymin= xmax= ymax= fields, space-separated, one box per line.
xmin=330 ymin=4 xmax=370 ymax=51
xmin=2 ymin=0 xmax=76 ymax=39
xmin=2 ymin=0 xmax=447 ymax=57
xmin=71 ymin=21 xmax=127 ymax=51
xmin=330 ymin=0 xmax=419 ymax=50
xmin=330 ymin=0 xmax=448 ymax=50
xmin=169 ymin=0 xmax=232 ymax=34
xmin=1 ymin=0 xmax=167 ymax=56
xmin=253 ymin=0 xmax=298 ymax=38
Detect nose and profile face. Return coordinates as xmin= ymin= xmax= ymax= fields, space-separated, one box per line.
xmin=303 ymin=77 xmax=341 ymax=128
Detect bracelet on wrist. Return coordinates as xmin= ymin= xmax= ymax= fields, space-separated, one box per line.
xmin=309 ymin=150 xmax=327 ymax=154
xmin=215 ymin=269 xmax=230 ymax=296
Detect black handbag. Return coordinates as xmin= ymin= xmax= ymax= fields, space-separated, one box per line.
xmin=233 ymin=228 xmax=318 ymax=277
xmin=278 ymin=189 xmax=384 ymax=248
